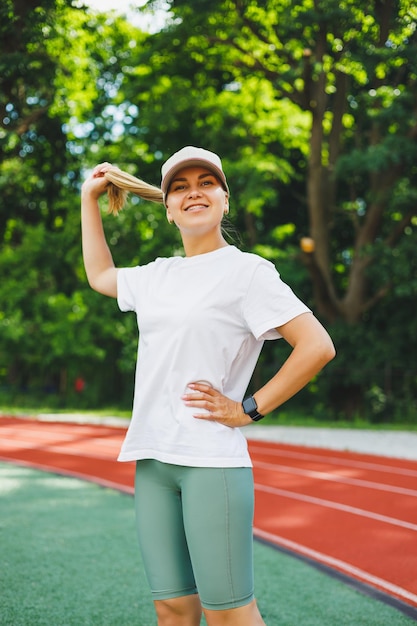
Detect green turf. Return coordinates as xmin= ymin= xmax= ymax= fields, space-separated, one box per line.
xmin=1 ymin=463 xmax=415 ymax=626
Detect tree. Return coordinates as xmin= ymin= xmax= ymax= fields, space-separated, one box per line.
xmin=0 ymin=0 xmax=150 ymax=404
xmin=1 ymin=0 xmax=416 ymax=417
xmin=139 ymin=0 xmax=417 ymax=324
xmin=128 ymin=0 xmax=417 ymax=418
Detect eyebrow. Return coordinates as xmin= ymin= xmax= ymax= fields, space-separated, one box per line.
xmin=171 ymin=172 xmax=217 ymax=184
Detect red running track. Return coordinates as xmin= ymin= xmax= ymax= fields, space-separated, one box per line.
xmin=1 ymin=416 xmax=416 ymax=610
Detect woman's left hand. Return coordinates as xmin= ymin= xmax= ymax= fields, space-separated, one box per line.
xmin=182 ymin=382 xmax=252 ymax=427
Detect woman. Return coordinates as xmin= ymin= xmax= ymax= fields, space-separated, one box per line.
xmin=81 ymin=146 xmax=335 ymax=626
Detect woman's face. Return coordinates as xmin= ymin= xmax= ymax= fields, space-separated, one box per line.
xmin=165 ymin=166 xmax=229 ymax=236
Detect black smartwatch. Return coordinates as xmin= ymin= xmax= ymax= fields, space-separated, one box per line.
xmin=242 ymin=395 xmax=264 ymax=422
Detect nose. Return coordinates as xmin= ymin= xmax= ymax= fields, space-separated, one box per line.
xmin=187 ymin=186 xmax=202 ymax=197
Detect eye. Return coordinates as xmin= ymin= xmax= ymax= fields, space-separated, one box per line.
xmin=172 ymin=183 xmax=187 ymax=191
xmin=201 ymin=177 xmax=217 ymax=187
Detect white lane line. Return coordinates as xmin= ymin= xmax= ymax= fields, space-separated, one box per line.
xmin=0 ymin=440 xmax=118 ymax=462
xmin=0 ymin=437 xmax=119 ymax=450
xmin=0 ymin=456 xmax=134 ymax=494
xmin=253 ymin=526 xmax=417 ymax=606
xmin=1 ymin=428 xmax=121 ymax=447
xmin=250 ymin=445 xmax=417 ymax=478
xmin=254 ymin=460 xmax=417 ymax=497
xmin=254 ymin=483 xmax=417 ymax=531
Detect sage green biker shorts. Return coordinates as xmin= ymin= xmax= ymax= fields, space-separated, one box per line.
xmin=134 ymin=459 xmax=255 ymax=610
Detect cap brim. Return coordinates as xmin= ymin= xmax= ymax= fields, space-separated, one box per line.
xmin=162 ymin=159 xmax=229 ymax=195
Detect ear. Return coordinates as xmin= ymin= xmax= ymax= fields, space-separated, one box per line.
xmin=166 ymin=207 xmax=174 ymax=224
xmin=224 ymin=194 xmax=229 ymax=215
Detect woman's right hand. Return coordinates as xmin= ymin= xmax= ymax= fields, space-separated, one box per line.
xmin=81 ymin=162 xmax=116 ymax=199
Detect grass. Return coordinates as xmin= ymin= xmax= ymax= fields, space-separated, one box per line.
xmin=2 ymin=462 xmax=416 ymax=626
xmin=0 ymin=403 xmax=132 ymax=421
xmin=262 ymin=413 xmax=417 ymax=431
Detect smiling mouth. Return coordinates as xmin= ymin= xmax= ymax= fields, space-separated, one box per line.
xmin=184 ymin=204 xmax=208 ymax=211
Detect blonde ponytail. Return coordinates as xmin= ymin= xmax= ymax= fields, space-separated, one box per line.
xmin=104 ymin=167 xmax=164 ymax=215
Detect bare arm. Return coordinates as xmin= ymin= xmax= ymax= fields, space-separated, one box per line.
xmin=81 ymin=163 xmax=119 ymax=298
xmin=252 ymin=312 xmax=336 ymax=416
xmin=183 ymin=312 xmax=336 ymax=425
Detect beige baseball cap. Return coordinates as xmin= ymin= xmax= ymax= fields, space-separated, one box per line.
xmin=161 ymin=146 xmax=230 ymax=197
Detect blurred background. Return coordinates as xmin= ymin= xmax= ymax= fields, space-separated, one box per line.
xmin=1 ymin=0 xmax=416 ymax=424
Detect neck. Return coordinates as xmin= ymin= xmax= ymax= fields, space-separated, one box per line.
xmin=182 ymin=233 xmax=229 ymax=257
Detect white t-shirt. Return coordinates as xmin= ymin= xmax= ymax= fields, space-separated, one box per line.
xmin=117 ymin=245 xmax=310 ymax=467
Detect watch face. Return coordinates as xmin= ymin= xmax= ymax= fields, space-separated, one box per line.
xmin=243 ymin=395 xmax=264 ymax=421
xmin=243 ymin=396 xmax=257 ymax=414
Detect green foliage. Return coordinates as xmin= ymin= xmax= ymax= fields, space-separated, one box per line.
xmin=0 ymin=1 xmax=143 ymax=407
xmin=0 ymin=0 xmax=416 ymax=421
